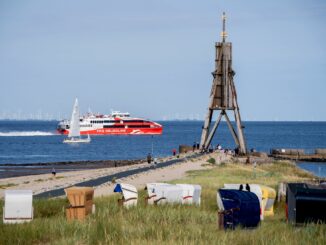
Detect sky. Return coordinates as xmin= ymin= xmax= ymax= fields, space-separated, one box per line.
xmin=0 ymin=0 xmax=325 ymax=121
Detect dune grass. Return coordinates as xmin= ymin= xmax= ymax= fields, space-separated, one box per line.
xmin=0 ymin=161 xmax=325 ymax=245
xmin=0 ymin=183 xmax=18 ymax=189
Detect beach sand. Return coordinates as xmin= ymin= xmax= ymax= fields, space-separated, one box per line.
xmin=0 ymin=152 xmax=231 ymax=198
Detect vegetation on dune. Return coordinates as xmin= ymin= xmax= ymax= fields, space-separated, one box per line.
xmin=0 ymin=161 xmax=325 ymax=245
xmin=206 ymin=157 xmax=216 ymax=164
xmin=0 ymin=183 xmax=17 ymax=189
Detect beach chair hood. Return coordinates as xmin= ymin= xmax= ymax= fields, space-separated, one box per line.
xmin=223 ymin=183 xmax=264 ymax=220
xmin=114 ymin=183 xmax=138 ymax=207
xmin=218 ymin=189 xmax=260 ymax=229
xmin=176 ymin=184 xmax=202 ymax=205
xmin=259 ymin=185 xmax=276 ymax=216
xmin=287 ymin=183 xmax=326 ymax=224
xmin=3 ymin=190 xmax=33 ymax=224
xmin=145 ymin=183 xmax=172 ymax=204
xmin=146 ymin=183 xmax=183 ymax=204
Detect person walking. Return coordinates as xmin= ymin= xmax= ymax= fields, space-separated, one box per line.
xmin=147 ymin=153 xmax=152 ymax=164
xmin=51 ymin=167 xmax=56 ymax=177
xmin=172 ymin=149 xmax=176 ymax=156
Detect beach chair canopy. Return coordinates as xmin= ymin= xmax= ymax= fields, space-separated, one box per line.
xmin=3 ymin=190 xmax=33 ymax=224
xmin=260 ymin=185 xmax=276 ymax=216
xmin=287 ymin=183 xmax=326 ymax=224
xmin=176 ymin=184 xmax=202 ymax=205
xmin=218 ymin=189 xmax=260 ymax=229
xmin=145 ymin=183 xmax=172 ymax=204
xmin=146 ymin=183 xmax=183 ymax=204
xmin=223 ymin=183 xmax=264 ymax=220
xmin=154 ymin=185 xmax=183 ymax=204
xmin=114 ymin=183 xmax=138 ymax=207
xmin=114 ymin=183 xmax=138 ymax=200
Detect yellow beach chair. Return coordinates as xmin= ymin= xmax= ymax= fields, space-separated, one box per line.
xmin=259 ymin=185 xmax=276 ymax=216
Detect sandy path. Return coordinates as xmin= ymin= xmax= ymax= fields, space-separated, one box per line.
xmin=0 ymin=162 xmax=150 ymax=198
xmin=0 ymin=152 xmax=230 ymax=198
xmin=94 ymin=156 xmax=215 ymax=197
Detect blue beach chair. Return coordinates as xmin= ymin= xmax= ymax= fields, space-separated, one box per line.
xmin=217 ymin=189 xmax=260 ymax=229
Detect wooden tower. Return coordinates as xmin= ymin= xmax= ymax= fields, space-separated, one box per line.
xmin=200 ymin=13 xmax=247 ymax=154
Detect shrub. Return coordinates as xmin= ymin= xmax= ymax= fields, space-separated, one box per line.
xmin=207 ymin=158 xmax=216 ymax=164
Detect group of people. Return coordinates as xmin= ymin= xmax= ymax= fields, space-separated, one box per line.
xmin=192 ymin=142 xmax=200 ymax=152
xmin=146 ymin=141 xmax=252 ymax=165
xmin=239 ymin=183 xmax=251 ymax=192
xmin=199 ymin=143 xmax=242 ymax=156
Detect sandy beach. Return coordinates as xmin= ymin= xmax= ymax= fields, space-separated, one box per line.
xmin=0 ymin=152 xmax=230 ymax=199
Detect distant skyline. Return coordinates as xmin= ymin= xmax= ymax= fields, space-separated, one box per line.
xmin=1 ymin=0 xmax=325 ymax=121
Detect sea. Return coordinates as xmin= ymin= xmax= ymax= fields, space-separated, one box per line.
xmin=0 ymin=120 xmax=326 ymax=177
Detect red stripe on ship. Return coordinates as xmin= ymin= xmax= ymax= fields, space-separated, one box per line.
xmin=58 ymin=127 xmax=162 ymax=135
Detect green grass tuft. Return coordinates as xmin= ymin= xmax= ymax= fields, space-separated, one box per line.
xmin=207 ymin=157 xmax=216 ymax=164
xmin=0 ymin=183 xmax=17 ymax=189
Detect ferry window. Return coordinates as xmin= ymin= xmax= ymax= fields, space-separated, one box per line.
xmin=104 ymin=125 xmax=125 ymax=128
xmin=126 ymin=120 xmax=144 ymax=123
xmin=128 ymin=125 xmax=150 ymax=128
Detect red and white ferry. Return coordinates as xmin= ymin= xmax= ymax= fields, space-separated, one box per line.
xmin=57 ymin=111 xmax=162 ymax=135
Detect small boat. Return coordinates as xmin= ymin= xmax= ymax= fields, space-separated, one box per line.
xmin=63 ymin=98 xmax=91 ymax=144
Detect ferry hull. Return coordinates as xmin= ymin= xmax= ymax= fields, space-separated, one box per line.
xmin=58 ymin=127 xmax=162 ymax=135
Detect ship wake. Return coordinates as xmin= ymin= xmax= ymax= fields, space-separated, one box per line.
xmin=0 ymin=131 xmax=55 ymax=137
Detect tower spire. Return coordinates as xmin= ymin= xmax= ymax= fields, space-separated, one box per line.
xmin=221 ymin=12 xmax=227 ymax=42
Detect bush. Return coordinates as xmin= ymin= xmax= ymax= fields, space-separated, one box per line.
xmin=207 ymin=158 xmax=216 ymax=164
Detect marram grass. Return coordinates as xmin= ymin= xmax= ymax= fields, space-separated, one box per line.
xmin=0 ymin=162 xmax=325 ymax=245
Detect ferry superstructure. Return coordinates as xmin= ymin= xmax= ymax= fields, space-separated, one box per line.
xmin=57 ymin=111 xmax=162 ymax=135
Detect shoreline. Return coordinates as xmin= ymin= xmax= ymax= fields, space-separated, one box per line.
xmin=0 ymin=159 xmax=147 ymax=179
xmin=1 ymin=154 xmax=325 ymax=180
xmin=0 ymin=159 xmax=146 ymax=167
xmin=0 ymin=152 xmax=217 ymax=198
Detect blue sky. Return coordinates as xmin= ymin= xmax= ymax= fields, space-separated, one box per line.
xmin=0 ymin=0 xmax=325 ymax=120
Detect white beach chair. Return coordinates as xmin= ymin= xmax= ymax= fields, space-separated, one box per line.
xmin=146 ymin=183 xmax=183 ymax=205
xmin=114 ymin=183 xmax=138 ymax=208
xmin=223 ymin=184 xmax=265 ymax=220
xmin=154 ymin=185 xmax=183 ymax=205
xmin=3 ymin=190 xmax=33 ymax=224
xmin=176 ymin=184 xmax=202 ymax=205
xmin=145 ymin=183 xmax=172 ymax=205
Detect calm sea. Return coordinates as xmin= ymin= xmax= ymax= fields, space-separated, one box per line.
xmin=0 ymin=120 xmax=325 ymax=177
